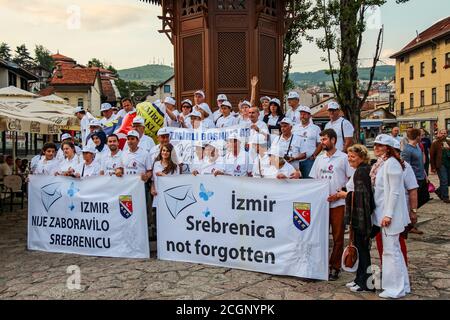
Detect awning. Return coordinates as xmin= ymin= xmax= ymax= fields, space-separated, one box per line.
xmin=361 ymin=120 xmax=383 ymax=128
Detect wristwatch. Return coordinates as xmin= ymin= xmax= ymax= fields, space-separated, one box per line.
xmin=411 ymin=209 xmax=418 ymax=214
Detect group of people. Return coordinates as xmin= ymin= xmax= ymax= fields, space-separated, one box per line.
xmin=27 ymin=87 xmax=450 ymax=300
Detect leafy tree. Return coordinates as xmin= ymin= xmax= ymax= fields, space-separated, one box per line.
xmin=0 ymin=42 xmax=12 ymax=61
xmin=88 ymin=58 xmax=105 ymax=68
xmin=13 ymin=44 xmax=34 ymax=68
xmin=34 ymin=45 xmax=54 ymax=71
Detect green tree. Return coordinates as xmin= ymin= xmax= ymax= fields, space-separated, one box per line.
xmin=313 ymin=0 xmax=408 ymax=142
xmin=88 ymin=58 xmax=105 ymax=68
xmin=13 ymin=44 xmax=34 ymax=68
xmin=283 ymin=0 xmax=316 ymax=92
xmin=0 ymin=42 xmax=12 ymax=61
xmin=34 ymin=45 xmax=54 ymax=71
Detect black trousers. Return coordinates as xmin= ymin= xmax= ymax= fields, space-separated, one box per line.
xmin=417 ymin=179 xmax=430 ymax=209
xmin=354 ymin=231 xmax=372 ymax=290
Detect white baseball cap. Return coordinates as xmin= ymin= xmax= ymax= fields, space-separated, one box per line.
xmin=74 ymin=106 xmax=85 ymax=114
xmin=280 ymin=117 xmax=293 ymax=126
xmin=61 ymin=133 xmax=72 ymax=141
xmin=132 ymin=117 xmax=145 ymax=126
xmin=164 ymin=97 xmax=176 ymax=106
xmin=287 ymin=91 xmax=300 ymax=100
xmin=249 ymin=133 xmax=267 ymax=145
xmin=299 ymin=105 xmax=312 ymax=114
xmin=217 ymin=94 xmax=228 ymax=101
xmin=374 ymin=134 xmax=395 ymax=147
xmin=189 ymin=110 xmax=202 ymax=118
xmin=157 ymin=127 xmax=170 ymax=136
xmin=194 ymin=90 xmax=205 ymax=98
xmin=197 ymin=102 xmax=211 ymax=114
xmin=221 ymin=100 xmax=232 ymax=108
xmin=127 ymin=130 xmax=140 ymax=139
xmin=393 ymin=140 xmax=401 ymax=150
xmin=181 ymin=99 xmax=193 ymax=107
xmin=269 ymin=98 xmax=281 ymax=107
xmin=100 ymin=103 xmax=112 ymax=112
xmin=89 ymin=119 xmax=102 ymax=127
xmin=241 ymin=100 xmax=252 ymax=108
xmin=260 ymin=96 xmax=271 ymax=103
xmin=327 ymin=101 xmax=340 ymax=110
xmin=82 ymin=145 xmax=96 ymax=154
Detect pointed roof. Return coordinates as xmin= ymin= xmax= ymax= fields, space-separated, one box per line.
xmin=391 ymin=16 xmax=450 ymax=58
xmin=51 ymin=53 xmax=76 ymax=62
xmin=50 ymin=68 xmax=100 ymax=86
xmin=0 ymin=86 xmax=38 ymax=97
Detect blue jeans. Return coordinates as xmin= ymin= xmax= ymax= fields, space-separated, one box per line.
xmin=299 ymin=159 xmax=315 ymax=178
xmin=437 ymin=166 xmax=450 ymax=200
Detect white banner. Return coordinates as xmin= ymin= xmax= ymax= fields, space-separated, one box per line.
xmin=28 ymin=175 xmax=150 ymax=259
xmin=157 ymin=175 xmax=330 ymax=280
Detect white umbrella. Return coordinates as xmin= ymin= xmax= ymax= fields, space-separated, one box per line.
xmin=36 ymin=94 xmax=66 ymax=104
xmin=0 ymin=86 xmax=37 ymax=107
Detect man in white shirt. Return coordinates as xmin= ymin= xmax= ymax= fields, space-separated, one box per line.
xmin=293 ymin=106 xmax=322 ymax=177
xmin=324 ymin=101 xmax=354 ymax=152
xmin=162 ymin=97 xmax=180 ymax=128
xmin=100 ymin=103 xmax=118 ymax=128
xmin=116 ymin=98 xmax=136 ymax=121
xmin=34 ymin=143 xmax=60 ymax=176
xmin=285 ymin=91 xmax=301 ymax=125
xmin=270 ymin=118 xmax=305 ymax=170
xmin=309 ymin=128 xmax=354 ymax=281
xmin=122 ymin=117 xmax=155 ymax=153
xmin=215 ymin=133 xmax=251 ymax=177
xmin=56 ymin=133 xmax=82 ymax=161
xmin=193 ymin=90 xmax=213 ymax=121
xmin=248 ymin=106 xmax=269 ymax=137
xmin=213 ymin=94 xmax=228 ymax=123
xmin=120 ymin=130 xmax=152 ymax=182
xmin=74 ymin=107 xmax=94 ymax=146
xmin=185 ymin=110 xmax=215 ymax=130
xmin=216 ymin=100 xmax=238 ymax=128
xmin=100 ymin=134 xmax=123 ymax=176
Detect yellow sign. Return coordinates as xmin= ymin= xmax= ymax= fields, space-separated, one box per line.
xmin=136 ymin=102 xmax=165 ymax=143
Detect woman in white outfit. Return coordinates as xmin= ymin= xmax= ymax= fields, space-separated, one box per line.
xmin=371 ymin=134 xmax=411 ymax=299
xmin=56 ymin=142 xmax=81 ymax=177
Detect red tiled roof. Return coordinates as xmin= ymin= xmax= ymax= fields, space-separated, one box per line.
xmin=50 ymin=68 xmax=99 ymax=86
xmin=51 ymin=53 xmax=75 ymax=62
xmin=391 ymin=16 xmax=450 ymax=58
xmin=38 ymin=86 xmax=55 ymax=96
xmin=101 ymin=79 xmax=117 ymax=103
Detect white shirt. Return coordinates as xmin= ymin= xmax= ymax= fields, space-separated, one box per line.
xmin=75 ymin=161 xmax=101 ymax=178
xmin=35 ymin=158 xmax=60 ymax=176
xmin=247 ymin=120 xmax=269 ymax=136
xmin=286 ymin=107 xmax=301 ymax=125
xmin=222 ymin=151 xmax=251 ymax=177
xmin=149 ymin=144 xmax=162 ymax=167
xmin=186 ymin=119 xmax=216 ymax=130
xmin=164 ymin=109 xmax=180 ymax=128
xmin=293 ymin=122 xmax=321 ymax=159
xmin=213 ymin=109 xmax=223 ymax=122
xmin=123 ymin=134 xmax=156 ymax=154
xmin=251 ymin=154 xmax=271 ymax=178
xmin=58 ymin=155 xmax=82 ymax=175
xmin=94 ymin=147 xmax=110 ymax=165
xmin=259 ymin=110 xmax=268 ymax=121
xmin=216 ymin=114 xmax=238 ymax=128
xmin=324 ymin=117 xmax=354 ymax=152
xmin=267 ymin=114 xmax=280 ymax=127
xmin=261 ymin=162 xmax=297 ymax=179
xmin=152 ymin=160 xmax=180 ymax=207
xmin=100 ymin=114 xmax=118 ymax=127
xmin=271 ymin=134 xmax=303 ymax=169
xmin=30 ymin=155 xmax=42 ymax=174
xmin=80 ymin=113 xmax=94 ymax=146
xmin=116 ymin=108 xmax=136 ymax=120
xmin=101 ymin=150 xmax=123 ymax=176
xmin=236 ymin=116 xmax=251 ymax=126
xmin=122 ymin=147 xmax=152 ymax=175
xmin=309 ymin=149 xmax=354 ymax=208
xmin=56 ymin=145 xmax=82 ymax=161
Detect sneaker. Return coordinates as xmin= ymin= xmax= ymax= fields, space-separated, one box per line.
xmin=379 ymin=291 xmax=393 ymax=299
xmin=350 ymin=285 xmax=376 ymax=293
xmin=328 ymin=269 xmax=340 ymax=281
xmin=345 ymin=281 xmax=356 ymax=288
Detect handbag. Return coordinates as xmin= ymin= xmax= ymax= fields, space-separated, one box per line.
xmin=428 ymin=181 xmax=436 ymax=193
xmin=342 ymin=191 xmax=359 ymax=272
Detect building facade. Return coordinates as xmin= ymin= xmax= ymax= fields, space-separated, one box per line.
xmin=391 ymin=17 xmax=450 ymax=134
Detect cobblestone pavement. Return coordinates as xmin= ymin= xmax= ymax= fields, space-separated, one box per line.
xmin=0 ymin=176 xmax=449 ymax=300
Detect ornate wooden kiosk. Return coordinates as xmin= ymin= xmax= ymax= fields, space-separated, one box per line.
xmin=141 ymin=0 xmax=286 ymax=109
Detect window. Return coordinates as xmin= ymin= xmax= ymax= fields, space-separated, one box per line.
xmin=77 ymin=98 xmax=84 ymax=108
xmin=401 ymin=78 xmax=405 ymax=93
xmin=400 ymin=102 xmax=404 ymax=116
xmin=8 ymin=71 xmax=17 ymax=87
xmin=405 ymin=55 xmax=410 ymax=64
xmin=164 ymin=85 xmax=171 ymax=93
xmin=432 ymin=88 xmax=437 ymax=105
xmin=432 ymin=58 xmax=437 ymax=73
xmin=446 ymin=119 xmax=450 ymax=132
xmin=446 ymin=52 xmax=450 ymax=66
xmin=446 ymin=84 xmax=450 ymax=102
xmin=420 ymin=90 xmax=425 ymax=106
xmin=420 ymin=62 xmax=425 ymax=77
xmin=409 ymin=65 xmax=414 ymax=80
xmin=20 ymin=78 xmax=28 ymax=90
xmin=410 ymin=93 xmax=414 ymax=108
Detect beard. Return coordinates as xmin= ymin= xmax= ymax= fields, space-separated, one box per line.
xmin=322 ymin=144 xmax=331 ymax=151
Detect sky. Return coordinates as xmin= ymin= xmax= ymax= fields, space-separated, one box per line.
xmin=0 ymin=0 xmax=449 ymax=72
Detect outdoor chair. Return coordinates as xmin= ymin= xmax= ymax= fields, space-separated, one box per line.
xmin=2 ymin=175 xmax=25 ymax=212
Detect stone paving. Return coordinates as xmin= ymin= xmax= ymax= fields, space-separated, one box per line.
xmin=0 ymin=176 xmax=449 ymax=300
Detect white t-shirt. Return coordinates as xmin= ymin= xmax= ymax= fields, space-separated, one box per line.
xmin=260 ymin=162 xmax=297 ymax=179
xmin=116 ymin=108 xmax=136 ymax=120
xmin=56 ymin=145 xmax=82 ymax=161
xmin=271 ymin=134 xmax=303 ymax=169
xmin=309 ymin=149 xmax=354 ymax=208
xmin=164 ymin=109 xmax=180 ymax=128
xmin=216 ymin=114 xmax=238 ymax=128
xmin=267 ymin=114 xmax=280 ymax=127
xmin=122 ymin=147 xmax=152 ymax=175
xmin=94 ymin=147 xmax=109 ymax=165
xmin=100 ymin=150 xmax=123 ymax=176
xmin=35 ymin=158 xmax=60 ymax=176
xmin=30 ymin=155 xmax=42 ymax=174
xmin=75 ymin=161 xmax=101 ymax=178
xmin=324 ymin=117 xmax=354 ymax=152
xmin=251 ymin=154 xmax=270 ymax=178
xmin=58 ymin=155 xmax=82 ymax=175
xmin=221 ymin=151 xmax=251 ymax=177
xmin=285 ymin=107 xmax=301 ymax=125
xmin=196 ymin=157 xmax=223 ymax=175
xmin=293 ymin=122 xmax=321 ymax=159
xmin=213 ymin=109 xmax=223 ymax=122
xmin=123 ymin=134 xmax=156 ymax=154
xmin=236 ymin=116 xmax=251 ymax=126
xmin=152 ymin=160 xmax=180 ymax=207
xmin=247 ymin=120 xmax=269 ymax=136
